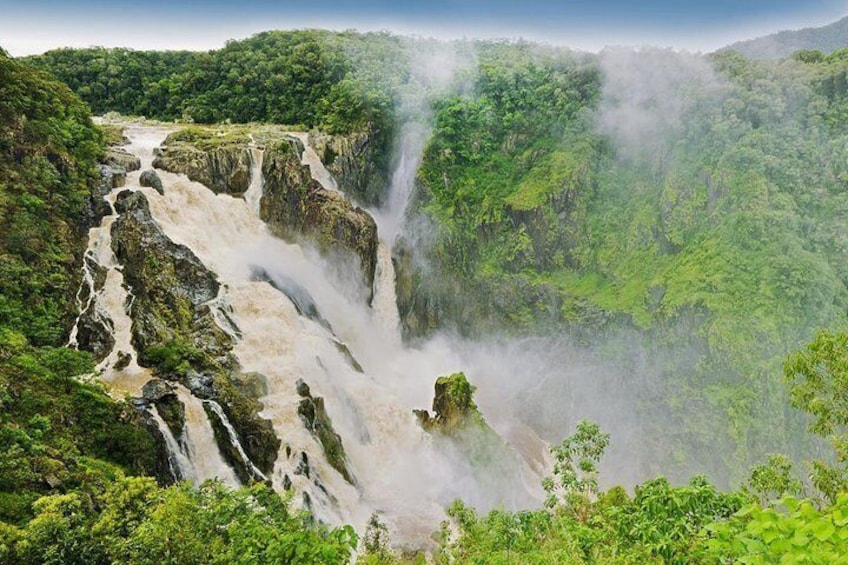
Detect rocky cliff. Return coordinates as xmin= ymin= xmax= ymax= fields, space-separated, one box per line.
xmin=153 ymin=130 xmax=252 ymax=195
xmin=310 ymin=130 xmax=388 ymax=207
xmin=111 ymin=189 xmax=280 ymax=479
xmin=261 ymin=138 xmax=379 ymax=296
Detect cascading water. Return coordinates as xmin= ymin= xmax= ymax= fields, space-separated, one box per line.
xmin=73 ymin=123 xmax=546 ymax=547
xmin=147 ymin=403 xmax=193 ymax=481
xmin=176 ymin=387 xmax=241 ymax=487
xmin=289 ymin=132 xmax=339 ymax=192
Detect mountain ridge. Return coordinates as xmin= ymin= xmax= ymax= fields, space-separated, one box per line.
xmin=725 ymin=15 xmax=848 ymax=59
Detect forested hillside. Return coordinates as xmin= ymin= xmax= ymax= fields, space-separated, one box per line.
xmin=411 ymin=45 xmax=848 ymax=481
xmin=5 ymin=29 xmax=848 ymax=562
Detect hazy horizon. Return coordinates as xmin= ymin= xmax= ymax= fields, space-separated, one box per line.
xmin=2 ymin=0 xmax=847 ymax=56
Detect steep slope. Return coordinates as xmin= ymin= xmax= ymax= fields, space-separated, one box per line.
xmin=0 ymin=50 xmax=159 ymax=526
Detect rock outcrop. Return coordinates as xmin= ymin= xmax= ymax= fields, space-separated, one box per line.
xmin=110 ymin=189 xmax=280 ymax=479
xmin=141 ymin=379 xmax=186 ymax=438
xmin=296 ymin=379 xmax=355 ymax=485
xmin=72 ymin=254 xmax=114 ymax=362
xmin=414 ymin=372 xmax=482 ymax=435
xmin=104 ymin=147 xmax=141 ymax=172
xmin=393 ymin=238 xmax=444 ymax=340
xmin=261 ymin=138 xmax=378 ymax=295
xmin=310 ymin=130 xmax=387 ymax=207
xmin=110 ymin=189 xmax=233 ymax=366
xmin=202 ymin=376 xmax=280 ymax=479
xmin=153 ymin=130 xmax=252 ymax=195
xmin=415 ymin=372 xmax=527 ymax=496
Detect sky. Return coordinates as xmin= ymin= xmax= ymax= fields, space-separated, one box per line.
xmin=1 ymin=0 xmax=847 ymax=56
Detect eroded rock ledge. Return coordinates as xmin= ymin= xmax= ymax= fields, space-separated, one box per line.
xmin=261 ymin=138 xmax=378 ymax=295
xmin=153 ymin=129 xmax=252 ymax=195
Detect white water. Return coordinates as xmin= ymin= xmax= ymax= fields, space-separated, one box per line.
xmin=372 ymin=242 xmax=401 ymax=344
xmin=176 ymin=386 xmax=241 ymax=487
xmin=289 ymin=132 xmax=340 ymax=192
xmin=148 ymin=404 xmax=194 ymax=481
xmin=244 ymin=145 xmax=264 ymax=216
xmin=206 ymin=399 xmax=268 ymax=481
xmin=74 ymin=124 xmax=546 ymax=548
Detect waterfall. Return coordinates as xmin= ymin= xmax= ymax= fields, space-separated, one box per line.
xmin=176 ymin=387 xmax=241 ymax=487
xmin=148 ymin=404 xmax=194 ymax=482
xmin=372 ymin=117 xmax=432 ymax=245
xmin=289 ymin=132 xmax=339 ymax=192
xmin=67 ymin=252 xmax=97 ymax=347
xmin=93 ymin=124 xmax=545 ymax=547
xmin=372 ymin=242 xmax=401 ymax=344
xmin=244 ymin=145 xmax=264 ymax=217
xmin=205 ymin=399 xmax=268 ymax=481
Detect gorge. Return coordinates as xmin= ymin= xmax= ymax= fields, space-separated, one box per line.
xmin=4 ymin=22 xmax=848 ymax=563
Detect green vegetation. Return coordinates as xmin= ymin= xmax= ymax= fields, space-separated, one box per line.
xmin=0 ymin=48 xmax=103 ymax=346
xmin=0 ymin=479 xmax=356 ymax=565
xmin=414 ymin=44 xmax=848 ymax=481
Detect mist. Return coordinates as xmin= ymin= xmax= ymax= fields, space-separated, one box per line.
xmin=595 ymin=47 xmax=727 ymax=163
xmin=373 ymin=38 xmax=477 ymax=242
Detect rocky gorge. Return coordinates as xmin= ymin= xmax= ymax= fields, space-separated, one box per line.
xmin=64 ymin=120 xmax=543 ymax=545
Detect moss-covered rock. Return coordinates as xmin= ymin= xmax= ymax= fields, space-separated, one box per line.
xmin=104 ymin=147 xmax=141 ymax=172
xmin=206 ymin=375 xmax=280 ymax=478
xmin=110 ymin=189 xmax=234 ymax=367
xmin=393 ymin=237 xmax=444 ymax=340
xmin=153 ymin=130 xmax=252 ymax=195
xmin=414 ymin=372 xmax=482 ymax=435
xmin=296 ymin=379 xmax=355 ymax=485
xmin=231 ymin=371 xmax=269 ymax=400
xmin=415 ymin=372 xmax=526 ymax=493
xmin=73 ymin=254 xmax=114 ymax=362
xmin=261 ymin=138 xmax=378 ymax=296
xmin=141 ymin=378 xmax=186 ymax=442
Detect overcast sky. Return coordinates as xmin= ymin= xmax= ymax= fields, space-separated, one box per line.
xmin=2 ymin=0 xmax=847 ymax=55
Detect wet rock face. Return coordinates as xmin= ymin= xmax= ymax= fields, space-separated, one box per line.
xmin=140 ymin=413 xmax=180 ymax=486
xmin=104 ymin=147 xmax=141 ymax=172
xmin=110 ymin=189 xmax=233 ymax=366
xmin=139 ymin=169 xmax=164 ymax=195
xmin=153 ymin=132 xmax=252 ymax=195
xmin=261 ymin=139 xmax=379 ymax=296
xmin=393 ymin=238 xmax=445 ymax=340
xmin=141 ymin=379 xmax=186 ymax=439
xmin=109 ymin=187 xmax=280 ymax=488
xmin=310 ymin=131 xmax=387 ymax=207
xmin=73 ymin=255 xmax=114 ymax=362
xmin=296 ymin=379 xmax=355 ymax=485
xmin=184 ymin=374 xmax=280 ymax=479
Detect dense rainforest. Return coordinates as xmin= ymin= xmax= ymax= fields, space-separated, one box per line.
xmin=2 ymin=28 xmax=848 ymax=562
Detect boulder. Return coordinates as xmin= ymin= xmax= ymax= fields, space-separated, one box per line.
xmin=104 ymin=147 xmax=141 ymax=172
xmin=139 ymin=169 xmax=164 ymax=195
